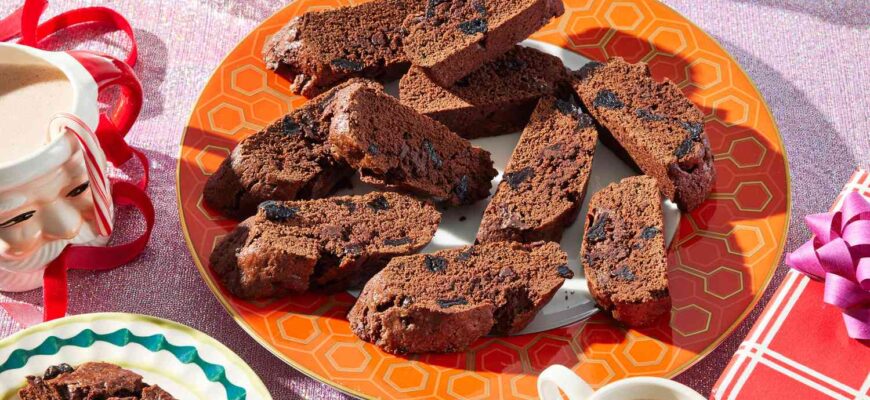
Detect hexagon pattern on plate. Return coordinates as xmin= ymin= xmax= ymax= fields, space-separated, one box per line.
xmin=177 ymin=0 xmax=789 ymax=398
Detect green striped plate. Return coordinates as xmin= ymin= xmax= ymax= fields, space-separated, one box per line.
xmin=0 ymin=313 xmax=271 ymax=399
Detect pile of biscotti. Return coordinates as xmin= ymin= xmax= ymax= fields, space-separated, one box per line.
xmin=204 ymin=0 xmax=715 ymax=355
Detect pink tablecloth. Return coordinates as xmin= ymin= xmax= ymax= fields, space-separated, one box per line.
xmin=0 ymin=1 xmax=867 ymax=398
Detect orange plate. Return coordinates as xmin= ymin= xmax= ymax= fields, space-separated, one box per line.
xmin=177 ymin=1 xmax=790 ymax=398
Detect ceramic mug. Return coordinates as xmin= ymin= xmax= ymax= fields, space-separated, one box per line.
xmin=538 ymin=365 xmax=706 ymax=400
xmin=0 ymin=43 xmax=142 ymax=292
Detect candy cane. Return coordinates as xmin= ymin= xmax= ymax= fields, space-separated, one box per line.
xmin=50 ymin=113 xmax=114 ymax=237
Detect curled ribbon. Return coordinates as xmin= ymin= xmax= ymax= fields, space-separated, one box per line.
xmin=786 ymin=192 xmax=870 ymax=340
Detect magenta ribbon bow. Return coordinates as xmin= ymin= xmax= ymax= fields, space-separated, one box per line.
xmin=786 ymin=192 xmax=870 ymax=340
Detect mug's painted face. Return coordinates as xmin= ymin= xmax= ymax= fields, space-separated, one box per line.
xmin=0 ymin=150 xmax=100 ymax=271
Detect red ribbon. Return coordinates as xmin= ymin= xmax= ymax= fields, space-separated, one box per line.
xmin=0 ymin=0 xmax=137 ymax=66
xmin=0 ymin=0 xmax=152 ymax=325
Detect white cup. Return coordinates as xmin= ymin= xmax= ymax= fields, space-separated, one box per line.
xmin=0 ymin=43 xmax=142 ymax=292
xmin=538 ymin=365 xmax=706 ymax=400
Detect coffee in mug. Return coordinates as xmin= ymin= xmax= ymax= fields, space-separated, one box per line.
xmin=0 ymin=63 xmax=73 ymax=165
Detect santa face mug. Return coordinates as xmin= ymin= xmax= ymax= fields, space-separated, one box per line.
xmin=0 ymin=43 xmax=142 ymax=292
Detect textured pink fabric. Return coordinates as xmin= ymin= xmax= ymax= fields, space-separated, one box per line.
xmin=0 ymin=1 xmax=867 ymax=398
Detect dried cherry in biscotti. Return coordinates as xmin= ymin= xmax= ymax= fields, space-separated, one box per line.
xmin=674 ymin=137 xmax=694 ymax=158
xmin=586 ymin=211 xmax=610 ymax=243
xmin=436 ymin=297 xmax=468 ymax=308
xmin=331 ymin=58 xmax=364 ymax=72
xmin=260 ymin=201 xmax=298 ymax=221
xmin=636 ymin=108 xmax=664 ymax=121
xmin=681 ymin=121 xmax=703 ymax=140
xmin=334 ymin=199 xmax=357 ymax=213
xmin=593 ymin=90 xmax=624 ymax=109
xmin=424 ymin=255 xmax=448 ymax=272
xmin=422 ymin=139 xmax=443 ymax=168
xmin=610 ymin=265 xmax=636 ymax=281
xmin=458 ymin=18 xmax=487 ymax=35
xmin=384 ymin=237 xmax=413 ymax=246
xmin=367 ymin=195 xmax=390 ymax=211
xmin=504 ymin=167 xmax=535 ymax=189
xmin=641 ymin=226 xmax=660 ymax=239
xmin=281 ymin=117 xmax=301 ymax=136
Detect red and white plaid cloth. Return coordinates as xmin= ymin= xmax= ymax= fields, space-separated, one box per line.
xmin=712 ymin=169 xmax=870 ymax=400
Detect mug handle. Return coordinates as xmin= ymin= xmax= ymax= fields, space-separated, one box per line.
xmin=66 ymin=50 xmax=143 ymax=166
xmin=538 ymin=365 xmax=596 ymax=400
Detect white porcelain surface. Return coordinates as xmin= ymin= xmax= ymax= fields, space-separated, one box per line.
xmin=0 ymin=43 xmax=110 ymax=292
xmin=539 ymin=365 xmax=705 ymax=400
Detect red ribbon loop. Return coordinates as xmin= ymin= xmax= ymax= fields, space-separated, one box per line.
xmin=0 ymin=0 xmax=136 ymax=66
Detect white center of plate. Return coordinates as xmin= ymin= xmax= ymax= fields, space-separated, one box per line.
xmin=342 ymin=39 xmax=680 ymax=335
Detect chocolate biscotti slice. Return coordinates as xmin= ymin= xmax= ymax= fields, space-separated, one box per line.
xmin=327 ymin=83 xmax=497 ymax=206
xmin=210 ymin=192 xmax=440 ymax=299
xmin=402 ymin=0 xmax=565 ymax=87
xmin=580 ymin=176 xmax=670 ymax=327
xmin=263 ymin=0 xmax=423 ymax=97
xmin=399 ymin=45 xmax=570 ymax=139
xmin=573 ymin=58 xmax=715 ymax=211
xmin=477 ymin=96 xmax=598 ymax=244
xmin=349 ymin=241 xmax=571 ymax=354
xmin=18 ymin=362 xmax=176 ymax=400
xmin=203 ymin=79 xmax=380 ymax=219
